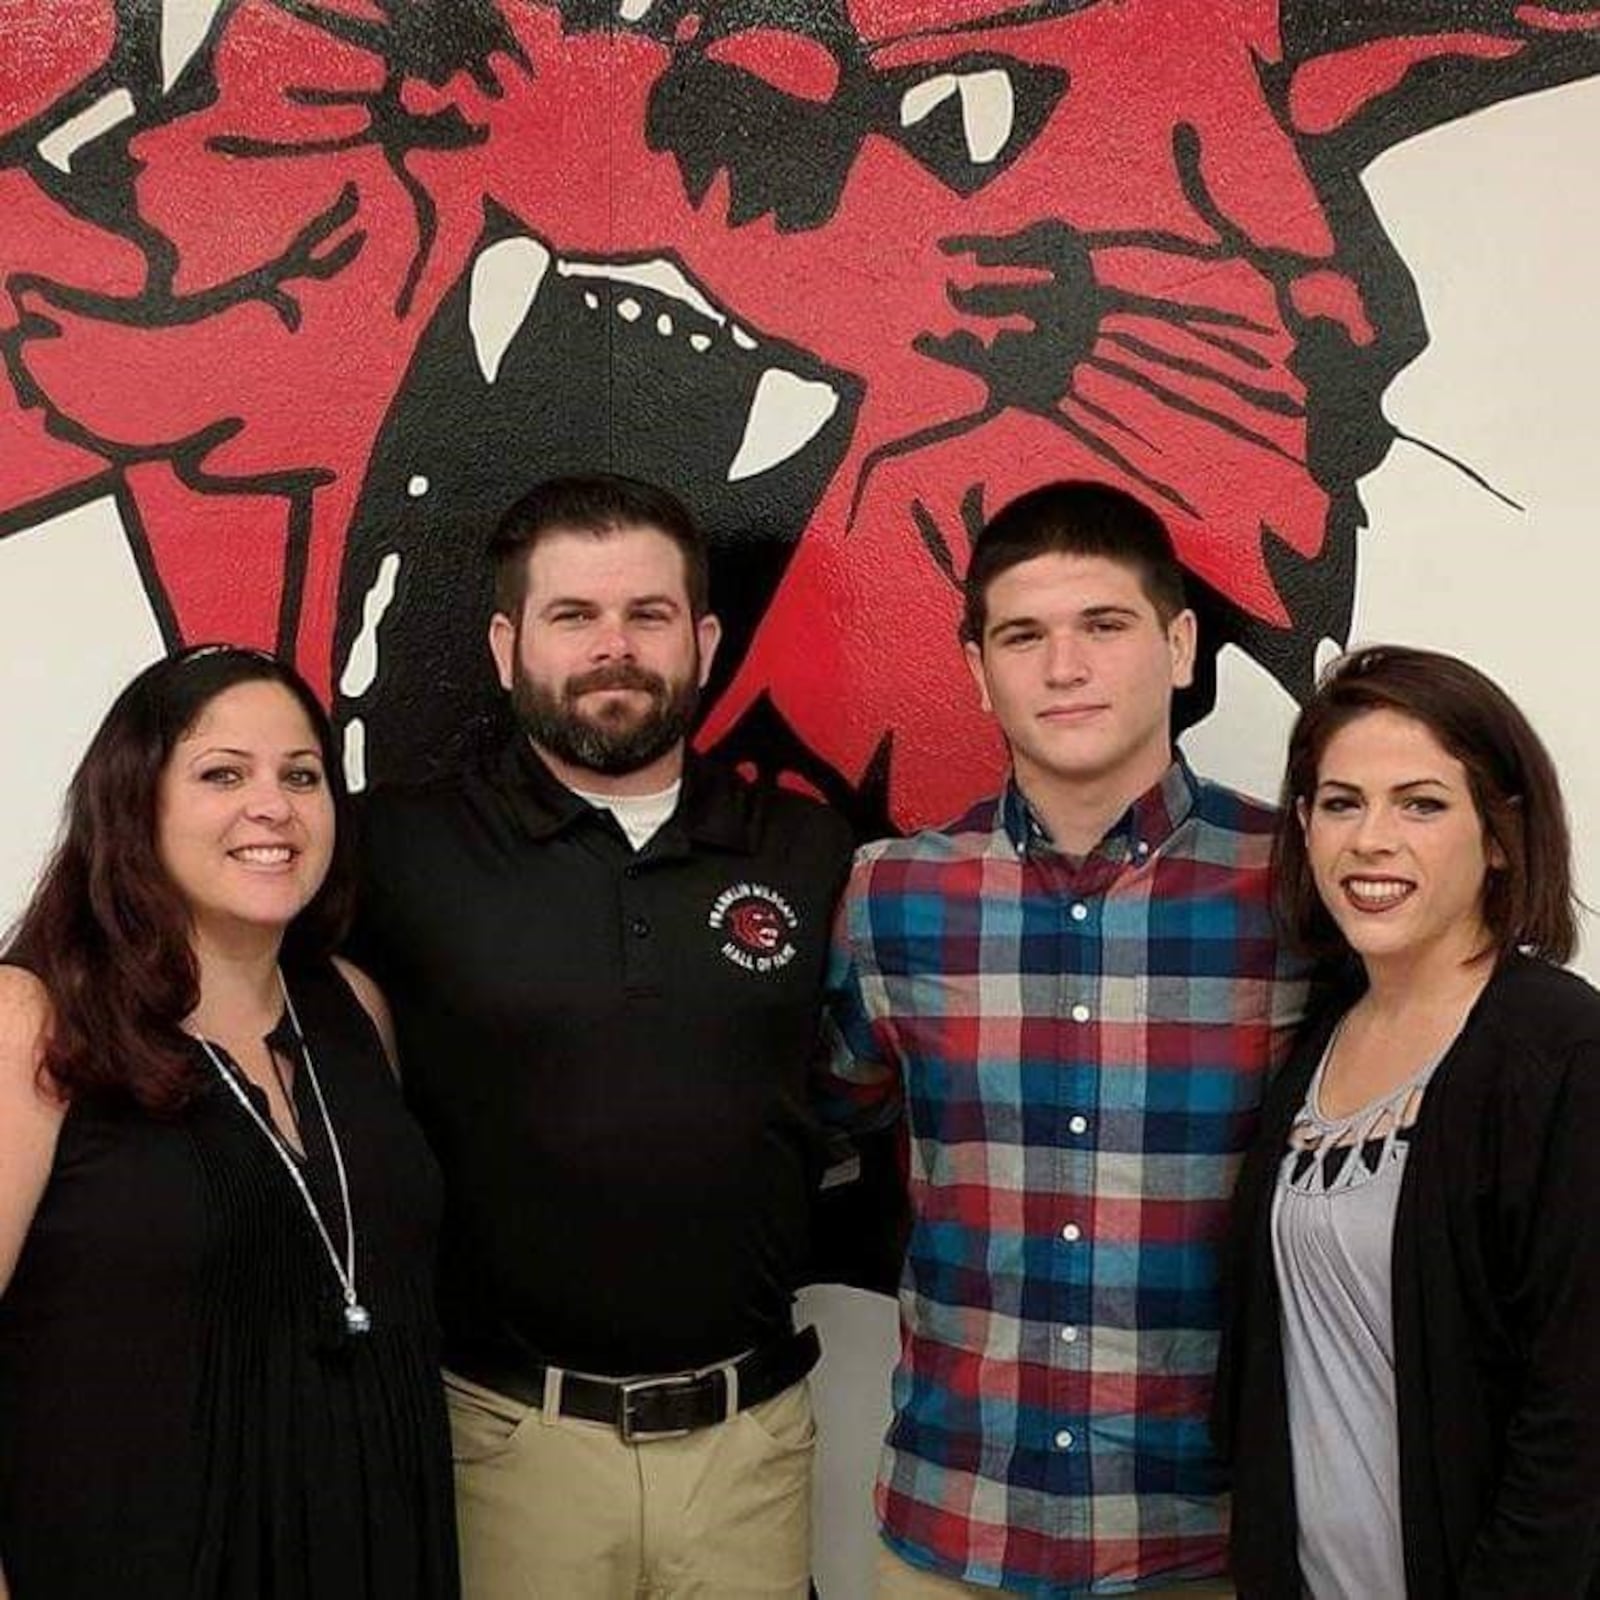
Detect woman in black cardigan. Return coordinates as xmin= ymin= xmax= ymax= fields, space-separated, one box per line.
xmin=1218 ymin=646 xmax=1600 ymax=1599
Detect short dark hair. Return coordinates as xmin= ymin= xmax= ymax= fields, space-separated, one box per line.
xmin=961 ymin=481 xmax=1188 ymax=644
xmin=1273 ymin=645 xmax=1576 ymax=964
xmin=5 ymin=645 xmax=355 ymax=1112
xmin=488 ymin=474 xmax=711 ymax=620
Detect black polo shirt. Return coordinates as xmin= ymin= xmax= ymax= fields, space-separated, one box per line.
xmin=351 ymin=739 xmax=855 ymax=1376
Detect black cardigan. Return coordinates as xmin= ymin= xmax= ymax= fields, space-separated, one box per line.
xmin=1217 ymin=954 xmax=1600 ymax=1598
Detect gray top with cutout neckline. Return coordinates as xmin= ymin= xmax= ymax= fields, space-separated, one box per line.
xmin=1271 ymin=1028 xmax=1448 ymax=1600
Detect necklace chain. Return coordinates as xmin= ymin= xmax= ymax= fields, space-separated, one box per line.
xmin=195 ymin=972 xmax=371 ymax=1336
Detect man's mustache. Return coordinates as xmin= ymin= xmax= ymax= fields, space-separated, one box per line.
xmin=565 ymin=664 xmax=668 ymax=699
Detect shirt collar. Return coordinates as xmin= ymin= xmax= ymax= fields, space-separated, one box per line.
xmin=495 ymin=736 xmax=756 ymax=853
xmin=999 ymin=754 xmax=1199 ymax=865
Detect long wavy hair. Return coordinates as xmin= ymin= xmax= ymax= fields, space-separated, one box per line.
xmin=5 ymin=645 xmax=356 ymax=1113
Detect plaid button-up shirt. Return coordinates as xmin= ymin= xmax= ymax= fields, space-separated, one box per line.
xmin=829 ymin=759 xmax=1306 ymax=1596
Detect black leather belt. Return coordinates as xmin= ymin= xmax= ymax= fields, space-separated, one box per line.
xmin=453 ymin=1325 xmax=821 ymax=1442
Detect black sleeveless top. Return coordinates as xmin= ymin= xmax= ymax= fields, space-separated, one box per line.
xmin=0 ymin=962 xmax=457 ymax=1598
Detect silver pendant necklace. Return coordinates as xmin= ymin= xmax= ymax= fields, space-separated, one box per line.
xmin=195 ymin=972 xmax=371 ymax=1337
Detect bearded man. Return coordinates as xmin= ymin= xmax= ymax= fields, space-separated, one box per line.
xmin=351 ymin=475 xmax=855 ymax=1599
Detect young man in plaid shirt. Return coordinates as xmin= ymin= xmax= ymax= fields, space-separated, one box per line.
xmin=829 ymin=482 xmax=1306 ymax=1597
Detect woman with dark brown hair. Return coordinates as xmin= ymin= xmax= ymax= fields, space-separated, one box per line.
xmin=1219 ymin=645 xmax=1600 ymax=1598
xmin=0 ymin=646 xmax=456 ymax=1599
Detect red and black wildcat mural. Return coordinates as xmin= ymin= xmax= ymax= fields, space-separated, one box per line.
xmin=2 ymin=1 xmax=1597 ymax=831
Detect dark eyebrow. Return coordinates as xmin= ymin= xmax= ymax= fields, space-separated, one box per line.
xmin=539 ymin=593 xmax=682 ymax=613
xmin=1315 ymin=776 xmax=1453 ymax=793
xmin=190 ymin=745 xmax=322 ymax=761
xmin=986 ymin=615 xmax=1042 ymax=639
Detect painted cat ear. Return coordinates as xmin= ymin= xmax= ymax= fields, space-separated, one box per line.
xmin=1278 ymin=6 xmax=1600 ymax=140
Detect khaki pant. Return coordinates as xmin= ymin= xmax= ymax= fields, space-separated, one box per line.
xmin=446 ymin=1368 xmax=814 ymax=1599
xmin=874 ymin=1541 xmax=1235 ymax=1598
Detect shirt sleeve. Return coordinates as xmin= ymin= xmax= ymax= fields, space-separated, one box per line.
xmin=803 ymin=849 xmax=908 ymax=1294
xmin=815 ymin=853 xmax=901 ymax=1133
xmin=1268 ymin=945 xmax=1319 ymax=1062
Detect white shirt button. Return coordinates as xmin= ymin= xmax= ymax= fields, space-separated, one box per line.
xmin=1068 ymin=1115 xmax=1088 ymax=1135
xmin=1135 ymin=839 xmax=1150 ymax=857
xmin=1060 ymin=1326 xmax=1078 ymax=1343
xmin=1054 ymin=1429 xmax=1074 ymax=1450
xmin=1061 ymin=1222 xmax=1081 ymax=1242
xmin=1070 ymin=902 xmax=1088 ymax=922
xmin=1070 ymin=1003 xmax=1090 ymax=1024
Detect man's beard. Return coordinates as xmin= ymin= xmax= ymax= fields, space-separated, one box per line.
xmin=510 ymin=658 xmax=701 ymax=777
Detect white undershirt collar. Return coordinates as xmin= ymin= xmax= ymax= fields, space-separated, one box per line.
xmin=568 ymin=780 xmax=682 ymax=851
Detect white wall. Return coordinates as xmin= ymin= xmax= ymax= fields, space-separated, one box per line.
xmin=0 ymin=496 xmax=166 ymax=924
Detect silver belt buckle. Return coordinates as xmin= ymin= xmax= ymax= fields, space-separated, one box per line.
xmin=618 ymin=1373 xmax=698 ymax=1443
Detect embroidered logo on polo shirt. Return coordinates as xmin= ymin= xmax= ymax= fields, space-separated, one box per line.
xmin=709 ymin=882 xmax=799 ymax=973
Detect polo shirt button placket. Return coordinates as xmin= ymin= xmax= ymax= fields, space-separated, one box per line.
xmin=620 ymin=870 xmax=662 ymax=994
